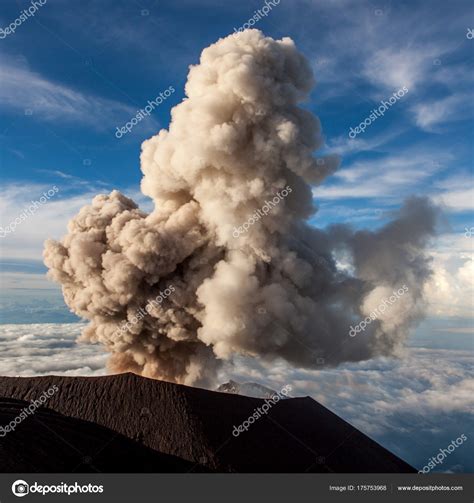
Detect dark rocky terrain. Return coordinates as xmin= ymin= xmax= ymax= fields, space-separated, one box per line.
xmin=0 ymin=373 xmax=415 ymax=473
xmin=0 ymin=398 xmax=202 ymax=472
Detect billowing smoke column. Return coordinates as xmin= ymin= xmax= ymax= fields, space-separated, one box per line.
xmin=44 ymin=30 xmax=437 ymax=386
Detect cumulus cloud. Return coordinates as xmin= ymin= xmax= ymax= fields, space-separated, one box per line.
xmin=423 ymin=234 xmax=474 ymax=317
xmin=44 ymin=30 xmax=438 ymax=386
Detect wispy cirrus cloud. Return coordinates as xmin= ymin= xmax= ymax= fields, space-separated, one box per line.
xmin=363 ymin=47 xmax=438 ymax=92
xmin=300 ymin=0 xmax=472 ymax=132
xmin=0 ymin=56 xmax=159 ymax=132
xmin=412 ymin=94 xmax=474 ymax=131
xmin=313 ymin=149 xmax=450 ymax=200
xmin=432 ymin=173 xmax=474 ymax=212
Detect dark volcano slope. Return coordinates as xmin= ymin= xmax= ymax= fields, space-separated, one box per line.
xmin=0 ymin=398 xmax=202 ymax=473
xmin=0 ymin=373 xmax=415 ymax=473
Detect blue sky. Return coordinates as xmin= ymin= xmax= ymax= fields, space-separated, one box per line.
xmin=0 ymin=0 xmax=473 ymax=472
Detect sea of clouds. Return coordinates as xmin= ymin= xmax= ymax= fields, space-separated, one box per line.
xmin=0 ymin=322 xmax=472 ymax=472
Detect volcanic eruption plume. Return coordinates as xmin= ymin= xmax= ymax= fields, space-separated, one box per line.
xmin=44 ymin=30 xmax=437 ymax=386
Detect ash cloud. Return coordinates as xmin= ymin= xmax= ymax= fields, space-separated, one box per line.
xmin=44 ymin=30 xmax=438 ymax=386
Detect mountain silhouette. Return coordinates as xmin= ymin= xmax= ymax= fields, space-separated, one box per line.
xmin=0 ymin=373 xmax=415 ymax=473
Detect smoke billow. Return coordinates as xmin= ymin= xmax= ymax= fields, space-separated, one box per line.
xmin=44 ymin=30 xmax=437 ymax=386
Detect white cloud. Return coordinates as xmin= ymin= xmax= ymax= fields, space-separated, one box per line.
xmin=412 ymin=94 xmax=472 ymax=131
xmin=221 ymin=346 xmax=474 ymax=471
xmin=0 ymin=56 xmax=158 ymax=131
xmin=221 ymin=348 xmax=474 ymax=427
xmin=0 ymin=319 xmax=472 ymax=471
xmin=430 ymin=173 xmax=474 ymax=212
xmin=313 ymin=147 xmax=472 ymax=216
xmin=0 ymin=183 xmax=101 ymax=260
xmin=0 ymin=323 xmax=107 ymax=376
xmin=424 ymin=234 xmax=474 ymax=317
xmin=0 ymin=182 xmax=151 ymax=260
xmin=326 ymin=129 xmax=405 ymax=157
xmin=363 ymin=48 xmax=434 ymax=92
xmin=437 ymin=189 xmax=474 ymax=212
xmin=313 ymin=150 xmax=449 ymax=200
xmin=300 ymin=0 xmax=470 ymax=133
xmin=434 ymin=188 xmax=474 ymax=212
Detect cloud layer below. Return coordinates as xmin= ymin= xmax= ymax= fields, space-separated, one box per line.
xmin=0 ymin=321 xmax=472 ymax=472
